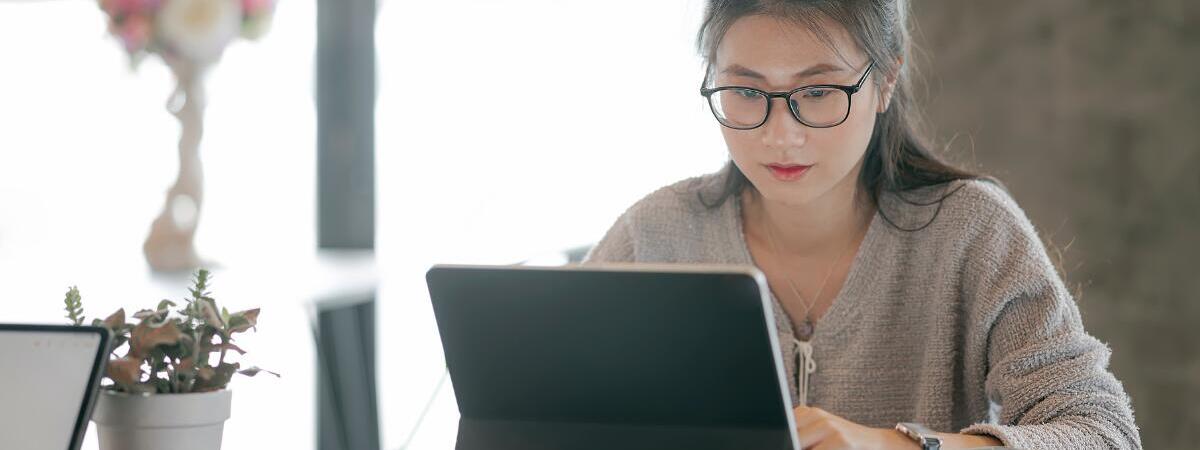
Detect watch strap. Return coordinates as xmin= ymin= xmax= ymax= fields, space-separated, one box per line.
xmin=895 ymin=422 xmax=942 ymax=450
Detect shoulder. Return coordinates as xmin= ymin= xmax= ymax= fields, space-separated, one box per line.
xmin=897 ymin=178 xmax=1060 ymax=297
xmin=583 ymin=169 xmax=737 ymax=263
xmin=942 ymin=179 xmax=1042 ymax=253
xmin=879 ymin=177 xmax=1034 ymax=240
xmin=876 ymin=177 xmax=1054 ymax=285
xmin=945 ymin=178 xmax=1030 ymax=229
xmin=622 ymin=170 xmax=731 ymax=223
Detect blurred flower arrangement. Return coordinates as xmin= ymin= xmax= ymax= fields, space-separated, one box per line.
xmin=96 ymin=0 xmax=278 ymax=272
xmin=99 ymin=0 xmax=276 ymax=67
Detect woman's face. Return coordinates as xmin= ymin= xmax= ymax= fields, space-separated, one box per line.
xmin=714 ymin=15 xmax=886 ymax=208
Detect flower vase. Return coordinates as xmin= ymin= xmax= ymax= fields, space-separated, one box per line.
xmin=143 ymin=58 xmax=209 ymax=272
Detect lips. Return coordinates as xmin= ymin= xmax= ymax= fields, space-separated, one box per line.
xmin=766 ymin=163 xmax=813 ymax=182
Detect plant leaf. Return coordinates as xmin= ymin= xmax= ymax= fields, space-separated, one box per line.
xmin=102 ymin=308 xmax=126 ymax=330
xmin=152 ymin=378 xmax=172 ymax=394
xmin=107 ymin=357 xmax=142 ymax=386
xmin=63 ymin=286 xmax=85 ymax=326
xmin=237 ymin=366 xmax=280 ymax=378
xmin=159 ymin=340 xmax=190 ymax=360
xmin=194 ymin=362 xmax=239 ymax=391
xmin=190 ymin=269 xmax=212 ymax=300
xmin=178 ymin=358 xmax=196 ymax=374
xmin=198 ymin=297 xmax=225 ymax=330
xmin=132 ymin=308 xmax=166 ymax=321
xmin=129 ymin=319 xmax=184 ymax=358
xmin=210 ymin=342 xmax=247 ymax=355
xmin=226 ymin=308 xmax=260 ymax=334
xmin=197 ymin=365 xmax=216 ymax=381
xmin=149 ymin=350 xmax=170 ymax=372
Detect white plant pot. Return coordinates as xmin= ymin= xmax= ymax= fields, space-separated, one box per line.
xmin=92 ymin=389 xmax=232 ymax=450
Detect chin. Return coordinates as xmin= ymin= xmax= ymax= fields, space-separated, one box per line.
xmin=746 ymin=173 xmax=828 ymax=207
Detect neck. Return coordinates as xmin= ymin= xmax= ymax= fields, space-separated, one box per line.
xmin=744 ymin=170 xmax=874 ymax=257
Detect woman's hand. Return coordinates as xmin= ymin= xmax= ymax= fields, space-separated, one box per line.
xmin=793 ymin=405 xmax=1004 ymax=450
xmin=793 ymin=405 xmax=915 ymax=449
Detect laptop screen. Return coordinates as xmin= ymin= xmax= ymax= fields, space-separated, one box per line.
xmin=427 ymin=264 xmax=798 ymax=450
xmin=0 ymin=325 xmax=108 ymax=450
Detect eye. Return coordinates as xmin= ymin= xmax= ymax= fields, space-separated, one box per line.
xmin=802 ymin=88 xmax=834 ymax=99
xmin=733 ymin=89 xmax=760 ymax=99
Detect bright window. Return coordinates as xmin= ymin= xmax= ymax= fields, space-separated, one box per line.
xmin=374 ymin=1 xmax=726 ymax=447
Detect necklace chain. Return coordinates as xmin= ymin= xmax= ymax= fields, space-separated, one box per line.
xmin=760 ymin=207 xmax=859 ymax=324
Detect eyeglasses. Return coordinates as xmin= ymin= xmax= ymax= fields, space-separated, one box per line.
xmin=700 ymin=61 xmax=875 ymax=130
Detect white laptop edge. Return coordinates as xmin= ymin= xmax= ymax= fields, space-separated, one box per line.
xmin=0 ymin=324 xmax=111 ymax=450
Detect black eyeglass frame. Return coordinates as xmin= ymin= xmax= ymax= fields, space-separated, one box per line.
xmin=699 ymin=60 xmax=876 ymax=130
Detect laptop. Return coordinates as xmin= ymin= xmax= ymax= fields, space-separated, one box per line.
xmin=0 ymin=324 xmax=110 ymax=450
xmin=426 ymin=264 xmax=799 ymax=450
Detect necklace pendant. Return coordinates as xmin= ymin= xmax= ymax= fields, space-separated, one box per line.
xmin=796 ymin=319 xmax=814 ymax=341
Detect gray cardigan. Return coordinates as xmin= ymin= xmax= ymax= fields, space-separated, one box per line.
xmin=583 ymin=170 xmax=1141 ymax=449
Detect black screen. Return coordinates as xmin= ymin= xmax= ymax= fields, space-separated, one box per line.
xmin=426 ymin=265 xmax=795 ymax=449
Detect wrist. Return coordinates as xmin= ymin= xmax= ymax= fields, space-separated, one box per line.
xmin=879 ymin=427 xmax=922 ymax=449
xmin=934 ymin=432 xmax=1003 ymax=449
xmin=895 ymin=422 xmax=941 ymax=449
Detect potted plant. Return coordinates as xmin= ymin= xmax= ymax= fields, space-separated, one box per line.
xmin=63 ymin=269 xmax=277 ymax=450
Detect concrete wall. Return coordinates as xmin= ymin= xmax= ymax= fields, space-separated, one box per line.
xmin=910 ymin=2 xmax=1200 ymax=448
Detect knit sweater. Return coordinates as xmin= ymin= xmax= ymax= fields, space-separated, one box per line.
xmin=582 ymin=169 xmax=1141 ymax=449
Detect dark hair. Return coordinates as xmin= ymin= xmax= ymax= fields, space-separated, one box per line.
xmin=695 ymin=0 xmax=993 ymax=231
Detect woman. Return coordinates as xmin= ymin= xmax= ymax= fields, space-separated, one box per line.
xmin=583 ymin=1 xmax=1141 ymax=449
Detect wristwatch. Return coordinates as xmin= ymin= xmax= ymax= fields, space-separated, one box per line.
xmin=895 ymin=422 xmax=941 ymax=450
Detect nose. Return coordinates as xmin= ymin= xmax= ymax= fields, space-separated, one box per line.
xmin=759 ymin=97 xmax=808 ymax=150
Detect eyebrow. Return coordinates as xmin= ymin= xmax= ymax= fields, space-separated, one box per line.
xmin=719 ymin=63 xmax=846 ymax=80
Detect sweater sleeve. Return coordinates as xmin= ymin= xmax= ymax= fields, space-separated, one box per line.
xmin=957 ymin=184 xmax=1141 ymax=449
xmin=581 ymin=213 xmax=636 ymax=264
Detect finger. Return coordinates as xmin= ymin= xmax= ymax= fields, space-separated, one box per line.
xmin=796 ymin=421 xmax=833 ymax=450
xmin=810 ymin=439 xmax=849 ymax=450
xmin=795 ymin=406 xmax=829 ymax=416
xmin=792 ymin=406 xmax=829 ymax=428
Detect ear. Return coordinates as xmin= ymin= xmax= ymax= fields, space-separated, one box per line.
xmin=877 ymin=56 xmax=902 ymax=113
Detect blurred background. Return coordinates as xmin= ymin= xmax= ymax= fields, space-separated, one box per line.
xmin=0 ymin=0 xmax=1195 ymax=449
